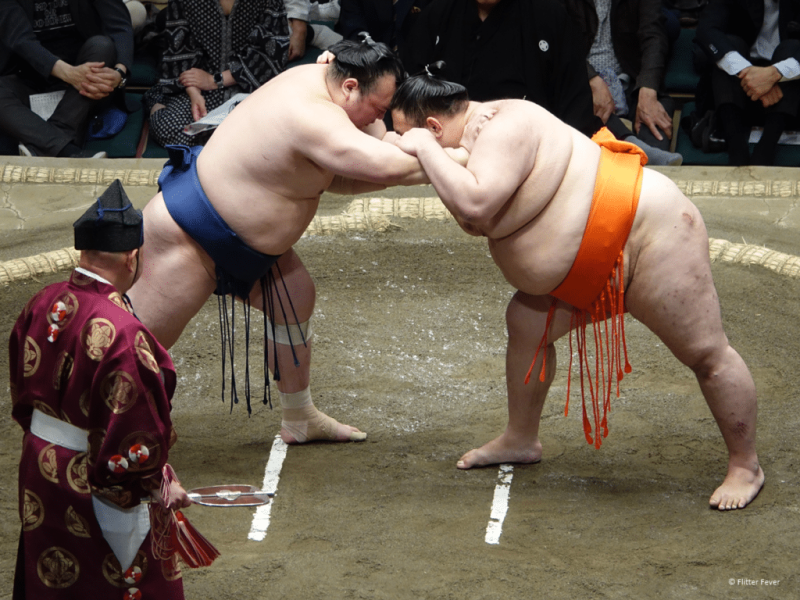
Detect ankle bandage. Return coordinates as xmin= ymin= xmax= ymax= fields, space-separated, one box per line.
xmin=280 ymin=387 xmax=366 ymax=443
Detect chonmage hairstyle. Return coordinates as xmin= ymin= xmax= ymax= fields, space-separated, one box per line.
xmin=390 ymin=62 xmax=470 ymax=127
xmin=327 ymin=32 xmax=406 ymax=94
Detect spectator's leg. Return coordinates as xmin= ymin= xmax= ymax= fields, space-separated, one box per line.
xmin=0 ymin=75 xmax=75 ymax=156
xmin=753 ymin=40 xmax=800 ymax=165
xmin=711 ymin=35 xmax=751 ymax=165
xmin=48 ymin=35 xmax=117 ymax=149
xmin=627 ymin=94 xmax=675 ymax=151
xmin=606 ymin=112 xmax=682 ymax=165
xmin=148 ymin=93 xmax=210 ymax=147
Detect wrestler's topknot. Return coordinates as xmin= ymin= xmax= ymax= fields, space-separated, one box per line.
xmin=390 ymin=62 xmax=470 ymax=127
xmin=327 ymin=33 xmax=405 ymax=94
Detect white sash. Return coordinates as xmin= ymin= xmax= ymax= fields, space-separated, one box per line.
xmin=29 ymin=408 xmax=150 ymax=571
xmin=30 ymin=409 xmax=88 ymax=452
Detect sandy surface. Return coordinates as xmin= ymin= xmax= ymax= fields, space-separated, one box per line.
xmin=1 ymin=177 xmax=799 ymax=599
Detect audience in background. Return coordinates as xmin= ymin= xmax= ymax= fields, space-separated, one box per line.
xmin=695 ymin=0 xmax=800 ymax=165
xmin=403 ymin=0 xmax=603 ymax=137
xmin=337 ymin=0 xmax=433 ymax=56
xmin=286 ymin=0 xmax=343 ymax=62
xmin=143 ymin=0 xmax=290 ymax=148
xmin=0 ymin=0 xmax=134 ymax=158
xmin=560 ymin=0 xmax=683 ymax=165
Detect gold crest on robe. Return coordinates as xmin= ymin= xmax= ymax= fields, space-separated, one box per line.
xmin=38 ymin=444 xmax=59 ymax=484
xmin=23 ymin=336 xmax=41 ymax=377
xmin=22 ymin=489 xmax=45 ymax=531
xmin=38 ymin=547 xmax=80 ymax=589
xmin=134 ymin=331 xmax=160 ymax=373
xmin=102 ymin=550 xmax=148 ymax=588
xmin=65 ymin=506 xmax=91 ymax=538
xmin=81 ymin=318 xmax=116 ymax=361
xmin=101 ymin=370 xmax=137 ymax=414
xmin=67 ymin=452 xmax=90 ymax=494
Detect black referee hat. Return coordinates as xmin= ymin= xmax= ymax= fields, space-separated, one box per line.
xmin=73 ymin=180 xmax=143 ymax=251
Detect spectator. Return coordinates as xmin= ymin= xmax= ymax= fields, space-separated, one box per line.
xmin=336 ymin=0 xmax=433 ymax=56
xmin=0 ymin=0 xmax=134 ymax=158
xmin=403 ymin=0 xmax=602 ymax=137
xmin=143 ymin=0 xmax=290 ymax=148
xmin=560 ymin=0 xmax=683 ymax=164
xmin=286 ymin=0 xmax=343 ymax=61
xmin=695 ymin=0 xmax=800 ymax=165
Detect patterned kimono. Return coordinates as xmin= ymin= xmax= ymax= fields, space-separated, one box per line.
xmin=143 ymin=0 xmax=291 ymax=147
xmin=9 ymin=270 xmax=183 ymax=599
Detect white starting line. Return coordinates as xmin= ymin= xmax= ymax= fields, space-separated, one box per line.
xmin=485 ymin=464 xmax=514 ymax=545
xmin=247 ymin=439 xmax=515 ymax=545
xmin=248 ymin=434 xmax=288 ymax=541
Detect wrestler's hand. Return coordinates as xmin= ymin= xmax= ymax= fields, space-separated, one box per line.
xmin=180 ymin=68 xmax=217 ymax=91
xmin=760 ymin=84 xmax=783 ymax=107
xmin=317 ymin=50 xmax=336 ymax=64
xmin=395 ymin=127 xmax=437 ymax=156
xmin=739 ymin=65 xmax=782 ymax=101
xmin=187 ymin=87 xmax=207 ymax=121
xmin=382 ymin=130 xmax=401 ymax=144
xmin=590 ymin=75 xmax=615 ymax=123
xmin=460 ymin=108 xmax=496 ymax=153
xmin=634 ymin=87 xmax=672 ymax=141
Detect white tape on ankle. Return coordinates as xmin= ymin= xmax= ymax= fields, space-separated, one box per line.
xmin=279 ymin=387 xmax=312 ymax=409
xmin=266 ymin=319 xmax=313 ymax=345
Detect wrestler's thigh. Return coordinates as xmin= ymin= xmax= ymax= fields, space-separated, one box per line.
xmin=248 ymin=249 xmax=315 ymax=322
xmin=625 ymin=199 xmax=727 ymax=369
xmin=507 ymin=292 xmax=576 ymax=345
xmin=129 ymin=194 xmax=218 ymax=348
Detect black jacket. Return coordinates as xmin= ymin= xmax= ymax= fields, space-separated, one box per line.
xmin=335 ymin=0 xmax=434 ymax=55
xmin=403 ymin=0 xmax=601 ymax=135
xmin=0 ymin=0 xmax=134 ymax=77
xmin=695 ymin=0 xmax=800 ymax=65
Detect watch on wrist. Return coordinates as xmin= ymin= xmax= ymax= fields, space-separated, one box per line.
xmin=213 ymin=72 xmax=225 ymax=89
xmin=113 ymin=67 xmax=127 ymax=89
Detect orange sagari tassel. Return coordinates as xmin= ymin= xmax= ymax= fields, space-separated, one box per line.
xmin=525 ymin=128 xmax=644 ymax=447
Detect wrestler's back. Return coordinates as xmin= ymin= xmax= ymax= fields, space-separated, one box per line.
xmin=476 ymin=101 xmax=601 ymax=296
xmin=197 ymin=65 xmax=336 ymax=255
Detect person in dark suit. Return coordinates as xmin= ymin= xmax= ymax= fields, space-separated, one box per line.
xmin=402 ymin=0 xmax=602 ymax=137
xmin=560 ymin=0 xmax=677 ymax=155
xmin=336 ymin=0 xmax=434 ymax=56
xmin=0 ymin=0 xmax=133 ymax=157
xmin=695 ymin=0 xmax=800 ymax=165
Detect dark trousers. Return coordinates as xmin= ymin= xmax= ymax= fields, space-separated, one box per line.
xmin=606 ymin=93 xmax=676 ymax=151
xmin=0 ymin=35 xmax=116 ymax=156
xmin=711 ymin=35 xmax=800 ymax=119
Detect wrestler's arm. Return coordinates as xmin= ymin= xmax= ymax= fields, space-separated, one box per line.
xmin=325 ymin=128 xmax=469 ymax=194
xmin=304 ymin=107 xmax=466 ymax=188
xmin=397 ymin=115 xmax=535 ymax=226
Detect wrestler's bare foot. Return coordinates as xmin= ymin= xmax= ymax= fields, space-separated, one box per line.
xmin=280 ymin=404 xmax=367 ymax=444
xmin=456 ymin=432 xmax=542 ymax=469
xmin=709 ymin=463 xmax=765 ymax=511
